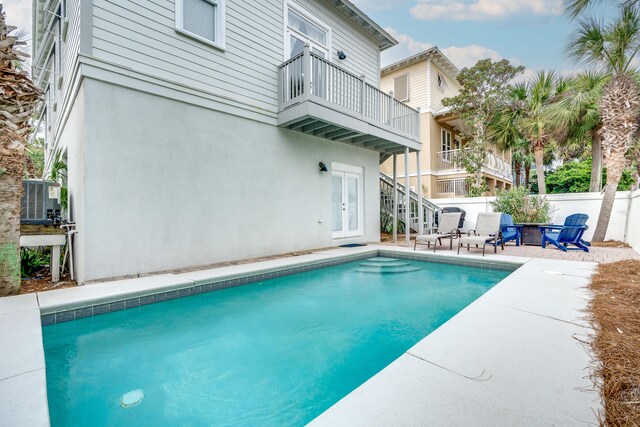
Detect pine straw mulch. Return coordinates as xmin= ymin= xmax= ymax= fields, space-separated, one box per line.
xmin=590 ymin=259 xmax=640 ymax=426
xmin=591 ymin=241 xmax=632 ymax=249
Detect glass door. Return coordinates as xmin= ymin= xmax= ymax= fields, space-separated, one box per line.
xmin=332 ymin=169 xmax=363 ymax=239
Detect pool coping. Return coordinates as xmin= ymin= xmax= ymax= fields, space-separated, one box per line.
xmin=0 ymin=246 xmax=596 ymax=426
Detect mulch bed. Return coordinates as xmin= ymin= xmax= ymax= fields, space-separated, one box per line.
xmin=589 ymin=260 xmax=640 ymax=425
xmin=591 ymin=241 xmax=631 ymax=249
xmin=20 ymin=269 xmax=77 ymax=294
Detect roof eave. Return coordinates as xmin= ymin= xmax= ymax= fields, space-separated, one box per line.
xmin=327 ymin=0 xmax=398 ymax=50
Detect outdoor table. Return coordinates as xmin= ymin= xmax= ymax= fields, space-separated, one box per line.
xmin=516 ymin=222 xmax=550 ymax=246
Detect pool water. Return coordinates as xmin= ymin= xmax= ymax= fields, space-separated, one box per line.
xmin=43 ymin=257 xmax=510 ymax=426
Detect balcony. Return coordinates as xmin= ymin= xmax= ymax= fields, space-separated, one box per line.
xmin=277 ymin=47 xmax=420 ymax=154
xmin=436 ymin=149 xmax=513 ymax=181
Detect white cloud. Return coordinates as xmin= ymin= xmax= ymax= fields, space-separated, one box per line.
xmin=4 ymin=0 xmax=32 ymax=36
xmin=351 ymin=0 xmax=409 ymax=11
xmin=410 ymin=0 xmax=563 ymax=21
xmin=382 ymin=28 xmax=514 ymax=71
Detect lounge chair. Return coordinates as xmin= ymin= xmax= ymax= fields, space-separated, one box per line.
xmin=539 ymin=214 xmax=591 ymax=252
xmin=414 ymin=212 xmax=462 ymax=252
xmin=497 ymin=213 xmax=521 ymax=247
xmin=457 ymin=212 xmax=502 ymax=256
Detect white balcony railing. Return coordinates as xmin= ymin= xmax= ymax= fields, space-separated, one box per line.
xmin=278 ymin=47 xmax=419 ymax=140
xmin=437 ymin=179 xmax=469 ymax=196
xmin=436 ymin=149 xmax=512 ymax=179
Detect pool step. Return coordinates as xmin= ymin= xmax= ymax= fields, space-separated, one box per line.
xmin=354 ymin=265 xmax=422 ymax=274
xmin=355 ymin=258 xmax=421 ymax=274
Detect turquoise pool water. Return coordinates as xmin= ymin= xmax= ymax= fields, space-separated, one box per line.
xmin=43 ymin=257 xmax=510 ymax=426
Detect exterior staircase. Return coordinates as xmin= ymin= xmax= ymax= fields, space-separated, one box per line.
xmin=380 ymin=172 xmax=440 ymax=233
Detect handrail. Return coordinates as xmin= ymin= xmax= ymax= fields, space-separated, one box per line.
xmin=437 ymin=149 xmax=513 ymax=179
xmin=278 ymin=46 xmax=419 ymax=139
xmin=380 ymin=172 xmax=440 ymax=232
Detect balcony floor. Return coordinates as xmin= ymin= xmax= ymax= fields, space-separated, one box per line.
xmin=278 ymin=98 xmax=421 ymax=155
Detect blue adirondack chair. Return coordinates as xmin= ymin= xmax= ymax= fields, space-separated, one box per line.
xmin=539 ymin=214 xmax=591 ymax=252
xmin=498 ymin=213 xmax=521 ymax=246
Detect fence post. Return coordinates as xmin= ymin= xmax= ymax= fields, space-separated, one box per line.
xmin=303 ymin=44 xmax=311 ymax=101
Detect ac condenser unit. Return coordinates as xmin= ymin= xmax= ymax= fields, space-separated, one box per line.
xmin=20 ymin=180 xmax=62 ymax=224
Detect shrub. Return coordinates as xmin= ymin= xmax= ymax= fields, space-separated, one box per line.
xmin=20 ymin=247 xmax=50 ymax=278
xmin=380 ymin=209 xmax=405 ymax=234
xmin=530 ymin=159 xmax=634 ymax=194
xmin=490 ymin=187 xmax=551 ymax=223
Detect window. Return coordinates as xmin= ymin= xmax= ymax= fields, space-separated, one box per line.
xmin=437 ymin=73 xmax=447 ymax=91
xmin=176 ymin=0 xmax=226 ymax=49
xmin=394 ymin=74 xmax=409 ymax=101
xmin=441 ymin=128 xmax=452 ymax=152
xmin=285 ymin=4 xmax=330 ymax=59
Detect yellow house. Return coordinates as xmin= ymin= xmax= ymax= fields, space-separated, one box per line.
xmin=380 ymin=48 xmax=513 ymax=198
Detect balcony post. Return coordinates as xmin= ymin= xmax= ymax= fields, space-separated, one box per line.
xmin=388 ymin=90 xmax=394 ymax=126
xmin=416 ymin=107 xmax=421 ymax=140
xmin=303 ymin=43 xmax=311 ymax=101
xmin=404 ymin=147 xmax=410 ymax=243
xmin=392 ymin=153 xmax=398 ymax=243
xmin=360 ymin=74 xmax=366 ymax=118
xmin=416 ymin=149 xmax=424 ymax=235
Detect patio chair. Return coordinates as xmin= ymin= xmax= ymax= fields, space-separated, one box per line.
xmin=497 ymin=213 xmax=522 ymax=247
xmin=414 ymin=212 xmax=462 ymax=252
xmin=457 ymin=212 xmax=502 ymax=256
xmin=539 ymin=213 xmax=591 ymax=252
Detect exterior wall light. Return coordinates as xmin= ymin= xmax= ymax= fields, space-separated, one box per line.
xmin=319 ymin=162 xmax=328 ymax=172
xmin=337 ymin=50 xmax=346 ymax=60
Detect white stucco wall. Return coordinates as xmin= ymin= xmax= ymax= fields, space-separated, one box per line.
xmin=434 ymin=192 xmax=634 ymax=242
xmin=76 ymin=78 xmax=379 ymax=283
xmin=626 ymin=189 xmax=640 ymax=253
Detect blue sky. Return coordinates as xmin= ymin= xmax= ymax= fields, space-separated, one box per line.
xmin=4 ymin=0 xmax=616 ymax=76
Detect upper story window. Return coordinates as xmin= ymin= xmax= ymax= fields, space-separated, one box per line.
xmin=394 ymin=74 xmax=409 ymax=101
xmin=437 ymin=73 xmax=448 ymax=91
xmin=176 ymin=0 xmax=226 ymax=49
xmin=285 ymin=5 xmax=330 ymax=59
xmin=441 ymin=128 xmax=452 ymax=152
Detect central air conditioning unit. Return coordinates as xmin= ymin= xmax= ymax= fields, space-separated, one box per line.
xmin=20 ymin=180 xmax=62 ymax=225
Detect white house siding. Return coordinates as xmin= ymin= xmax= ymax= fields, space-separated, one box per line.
xmin=77 ymin=79 xmax=380 ymax=283
xmin=380 ymin=61 xmax=428 ymax=111
xmin=429 ymin=62 xmax=458 ymax=112
xmin=90 ymin=0 xmax=382 ymax=121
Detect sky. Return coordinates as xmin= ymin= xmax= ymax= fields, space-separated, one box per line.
xmin=3 ymin=0 xmax=617 ymax=78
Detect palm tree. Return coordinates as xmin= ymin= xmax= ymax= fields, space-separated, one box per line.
xmin=0 ymin=6 xmax=42 ymax=295
xmin=548 ymin=72 xmax=608 ymax=191
xmin=568 ymin=6 xmax=640 ymax=241
xmin=566 ymin=0 xmax=640 ymax=18
xmin=490 ymin=72 xmax=569 ymax=194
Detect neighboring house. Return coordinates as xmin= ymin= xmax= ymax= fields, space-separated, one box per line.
xmin=379 ymin=48 xmax=513 ymax=198
xmin=31 ymin=0 xmax=420 ymax=283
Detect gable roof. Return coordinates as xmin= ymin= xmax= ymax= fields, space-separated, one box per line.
xmin=324 ymin=0 xmax=398 ymax=51
xmin=381 ymin=47 xmax=460 ymax=79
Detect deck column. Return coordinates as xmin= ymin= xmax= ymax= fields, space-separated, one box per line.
xmin=404 ymin=147 xmax=410 ymax=243
xmin=416 ymin=150 xmax=424 ymax=235
xmin=393 ymin=153 xmax=398 ymax=243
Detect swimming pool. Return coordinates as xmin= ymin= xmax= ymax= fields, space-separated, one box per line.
xmin=43 ymin=256 xmax=511 ymax=426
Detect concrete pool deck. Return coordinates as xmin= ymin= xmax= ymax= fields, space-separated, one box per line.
xmin=0 ymin=246 xmax=601 ymax=426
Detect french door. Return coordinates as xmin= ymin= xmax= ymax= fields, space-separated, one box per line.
xmin=332 ymin=167 xmax=363 ymax=239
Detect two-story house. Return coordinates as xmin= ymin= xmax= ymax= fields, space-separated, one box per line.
xmin=379 ymin=48 xmax=513 ymax=198
xmin=31 ymin=0 xmax=420 ymax=284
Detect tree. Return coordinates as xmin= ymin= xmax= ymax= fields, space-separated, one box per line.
xmin=565 ymin=0 xmax=640 ymax=18
xmin=530 ymin=159 xmax=634 ymax=193
xmin=0 ymin=7 xmax=42 ymax=295
xmin=442 ymin=59 xmax=525 ymax=195
xmin=568 ymin=6 xmax=640 ymax=241
xmin=548 ymin=72 xmax=608 ymax=191
xmin=491 ymin=72 xmax=570 ymax=194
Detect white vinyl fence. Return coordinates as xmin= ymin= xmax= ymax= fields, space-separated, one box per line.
xmin=433 ymin=190 xmax=640 ymax=249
